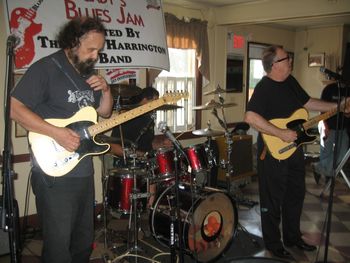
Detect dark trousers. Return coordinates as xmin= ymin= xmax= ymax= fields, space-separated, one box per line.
xmin=31 ymin=171 xmax=95 ymax=263
xmin=257 ymin=147 xmax=305 ymax=250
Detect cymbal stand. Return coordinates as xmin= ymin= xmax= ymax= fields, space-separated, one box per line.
xmin=204 ymin=121 xmax=217 ymax=169
xmin=211 ymin=96 xmax=257 ymax=205
xmin=211 ymin=98 xmax=259 ymax=246
xmin=211 ymin=105 xmax=234 ymax=193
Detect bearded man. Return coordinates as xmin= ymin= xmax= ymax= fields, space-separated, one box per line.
xmin=11 ymin=17 xmax=113 ymax=263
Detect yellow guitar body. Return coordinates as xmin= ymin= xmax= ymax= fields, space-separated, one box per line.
xmin=27 ymin=91 xmax=188 ymax=176
xmin=262 ymin=108 xmax=311 ymax=160
xmin=28 ymin=107 xmax=110 ymax=177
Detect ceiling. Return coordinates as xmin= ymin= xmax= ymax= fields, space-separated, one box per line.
xmin=162 ymin=0 xmax=350 ymax=30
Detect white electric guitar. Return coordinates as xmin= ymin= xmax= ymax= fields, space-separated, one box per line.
xmin=28 ymin=92 xmax=188 ymax=177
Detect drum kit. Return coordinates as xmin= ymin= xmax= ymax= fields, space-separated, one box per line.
xmin=97 ymin=84 xmax=253 ymax=263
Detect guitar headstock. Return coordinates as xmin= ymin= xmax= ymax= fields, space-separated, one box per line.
xmin=161 ymin=91 xmax=189 ymax=104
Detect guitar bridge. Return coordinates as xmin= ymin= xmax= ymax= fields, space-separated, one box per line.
xmin=279 ymin=142 xmax=296 ymax=154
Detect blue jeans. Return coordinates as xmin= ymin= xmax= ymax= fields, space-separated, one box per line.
xmin=314 ymin=129 xmax=349 ymax=178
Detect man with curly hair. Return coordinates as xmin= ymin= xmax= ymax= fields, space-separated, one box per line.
xmin=11 ymin=17 xmax=113 ymax=263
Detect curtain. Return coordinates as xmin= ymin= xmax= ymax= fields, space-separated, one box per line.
xmin=148 ymin=13 xmax=210 ymax=85
xmin=165 ymin=13 xmax=210 ymax=81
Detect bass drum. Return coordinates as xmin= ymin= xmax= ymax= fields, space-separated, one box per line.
xmin=149 ymin=183 xmax=237 ymax=262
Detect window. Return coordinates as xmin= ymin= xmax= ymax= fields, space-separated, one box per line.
xmin=154 ymin=48 xmax=196 ymax=133
xmin=247 ymin=43 xmax=268 ymax=102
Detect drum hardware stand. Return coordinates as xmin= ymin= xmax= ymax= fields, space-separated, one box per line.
xmin=170 ymin=148 xmax=185 ymax=263
xmin=211 ymin=99 xmax=257 ymax=207
xmin=95 ymin=154 xmax=126 ymax=259
xmin=210 ymin=96 xmax=260 ymax=249
xmin=119 ymin=149 xmax=153 ymax=263
xmin=315 ymin=84 xmax=349 ymax=263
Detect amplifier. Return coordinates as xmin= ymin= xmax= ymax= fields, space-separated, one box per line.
xmin=215 ymin=135 xmax=255 ymax=182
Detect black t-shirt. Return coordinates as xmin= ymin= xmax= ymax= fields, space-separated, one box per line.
xmin=111 ymin=113 xmax=155 ymax=153
xmin=321 ymin=82 xmax=349 ymax=130
xmin=12 ymin=50 xmax=102 ymax=177
xmin=247 ymin=75 xmax=309 ymax=120
xmin=247 ymin=75 xmax=310 ymax=151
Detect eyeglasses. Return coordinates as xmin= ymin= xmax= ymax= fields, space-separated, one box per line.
xmin=273 ymin=55 xmax=290 ymax=64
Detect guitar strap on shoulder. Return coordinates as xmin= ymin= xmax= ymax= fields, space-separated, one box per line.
xmin=51 ymin=57 xmax=81 ymax=92
xmin=260 ymin=145 xmax=267 ymax=160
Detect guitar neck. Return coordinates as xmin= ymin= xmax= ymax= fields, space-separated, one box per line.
xmin=303 ymin=107 xmax=337 ymax=130
xmin=87 ymin=98 xmax=164 ymax=136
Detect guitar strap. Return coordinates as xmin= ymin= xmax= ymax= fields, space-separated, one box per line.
xmin=51 ymin=57 xmax=82 ymax=91
xmin=260 ymin=145 xmax=267 ymax=160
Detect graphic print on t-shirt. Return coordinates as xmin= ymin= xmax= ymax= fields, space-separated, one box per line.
xmin=67 ymin=90 xmax=95 ymax=109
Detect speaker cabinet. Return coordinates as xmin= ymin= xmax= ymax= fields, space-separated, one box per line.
xmin=215 ymin=135 xmax=255 ymax=182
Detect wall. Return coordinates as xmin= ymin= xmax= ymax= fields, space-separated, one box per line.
xmin=219 ymin=24 xmax=296 ymax=124
xmin=294 ymin=26 xmax=344 ymax=100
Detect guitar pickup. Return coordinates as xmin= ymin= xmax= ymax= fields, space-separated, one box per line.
xmin=53 ymin=153 xmax=79 ymax=168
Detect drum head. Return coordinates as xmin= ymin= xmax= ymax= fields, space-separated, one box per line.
xmin=150 ymin=184 xmax=237 ymax=262
xmin=186 ymin=191 xmax=237 ymax=262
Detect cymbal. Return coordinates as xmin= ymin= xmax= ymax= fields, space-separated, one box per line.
xmin=157 ymin=104 xmax=183 ymax=111
xmin=192 ymin=99 xmax=237 ymax=110
xmin=203 ymin=87 xmax=227 ymax=95
xmin=192 ymin=128 xmax=225 ymax=137
xmin=110 ymin=84 xmax=142 ymax=97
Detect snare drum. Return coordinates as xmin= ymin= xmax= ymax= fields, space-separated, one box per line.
xmin=107 ymin=168 xmax=146 ymax=214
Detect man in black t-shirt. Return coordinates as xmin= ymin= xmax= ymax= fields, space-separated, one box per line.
xmin=11 ymin=17 xmax=113 ymax=263
xmin=109 ymin=87 xmax=172 ymax=206
xmin=244 ymin=45 xmax=350 ymax=260
xmin=313 ymin=81 xmax=350 ymax=184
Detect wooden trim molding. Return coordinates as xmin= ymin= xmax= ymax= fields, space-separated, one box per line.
xmin=0 ymin=153 xmax=31 ymax=164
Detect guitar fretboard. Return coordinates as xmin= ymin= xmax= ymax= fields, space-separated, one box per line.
xmin=303 ymin=107 xmax=337 ymax=130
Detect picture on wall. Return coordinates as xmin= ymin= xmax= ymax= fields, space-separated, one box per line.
xmin=308 ymin=53 xmax=325 ymax=67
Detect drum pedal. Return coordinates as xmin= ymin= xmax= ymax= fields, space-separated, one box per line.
xmin=234 ymin=196 xmax=258 ymax=208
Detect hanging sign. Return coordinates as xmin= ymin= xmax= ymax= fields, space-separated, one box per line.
xmin=4 ymin=0 xmax=169 ymax=71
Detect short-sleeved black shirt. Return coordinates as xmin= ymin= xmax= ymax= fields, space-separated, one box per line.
xmin=247 ymin=75 xmax=309 ymax=120
xmin=12 ymin=50 xmax=102 ymax=177
xmin=111 ymin=113 xmax=155 ymax=153
xmin=247 ymin=75 xmax=310 ymax=151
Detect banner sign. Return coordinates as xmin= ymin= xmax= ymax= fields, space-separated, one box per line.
xmin=4 ymin=0 xmax=169 ymax=71
xmin=105 ymin=68 xmax=139 ymax=84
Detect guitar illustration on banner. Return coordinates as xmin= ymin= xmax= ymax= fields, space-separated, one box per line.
xmin=28 ymin=91 xmax=188 ymax=177
xmin=262 ymin=107 xmax=338 ymax=160
xmin=10 ymin=0 xmax=43 ymax=68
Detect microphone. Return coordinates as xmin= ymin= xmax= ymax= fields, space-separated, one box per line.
xmin=320 ymin=67 xmax=343 ymax=80
xmin=7 ymin=34 xmax=20 ymax=48
xmin=158 ymin=121 xmax=186 ymax=157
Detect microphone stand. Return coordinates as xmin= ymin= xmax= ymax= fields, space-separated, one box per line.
xmin=1 ymin=37 xmax=21 ymax=263
xmin=316 ymin=79 xmax=347 ymax=263
xmin=169 ymin=148 xmax=184 ymax=263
